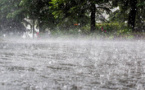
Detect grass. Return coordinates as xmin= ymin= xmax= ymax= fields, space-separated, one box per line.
xmin=48 ymin=29 xmax=145 ymax=40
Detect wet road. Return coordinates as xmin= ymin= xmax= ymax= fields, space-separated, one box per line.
xmin=0 ymin=39 xmax=145 ymax=90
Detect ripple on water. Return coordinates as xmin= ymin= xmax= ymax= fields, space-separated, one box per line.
xmin=0 ymin=40 xmax=145 ymax=89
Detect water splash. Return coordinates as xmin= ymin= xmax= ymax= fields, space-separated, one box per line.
xmin=0 ymin=39 xmax=145 ymax=89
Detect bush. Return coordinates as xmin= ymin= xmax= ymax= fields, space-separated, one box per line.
xmin=96 ymin=22 xmax=127 ymax=34
xmin=80 ymin=24 xmax=90 ymax=34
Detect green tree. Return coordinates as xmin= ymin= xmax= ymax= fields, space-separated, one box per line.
xmin=0 ymin=0 xmax=25 ymax=33
xmin=136 ymin=0 xmax=145 ymax=31
xmin=111 ymin=0 xmax=145 ymax=31
xmin=50 ymin=0 xmax=110 ymax=32
xmin=20 ymin=0 xmax=56 ymax=32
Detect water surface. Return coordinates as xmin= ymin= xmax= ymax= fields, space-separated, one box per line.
xmin=0 ymin=39 xmax=145 ymax=90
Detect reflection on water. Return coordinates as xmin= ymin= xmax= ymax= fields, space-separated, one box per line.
xmin=0 ymin=39 xmax=145 ymax=90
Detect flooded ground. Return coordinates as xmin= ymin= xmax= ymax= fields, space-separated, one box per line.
xmin=0 ymin=39 xmax=145 ymax=90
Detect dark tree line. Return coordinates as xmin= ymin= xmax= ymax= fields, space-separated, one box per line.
xmin=0 ymin=0 xmax=145 ymax=33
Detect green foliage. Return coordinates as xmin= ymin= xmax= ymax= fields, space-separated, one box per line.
xmin=50 ymin=0 xmax=111 ymax=32
xmin=109 ymin=10 xmax=128 ymax=22
xmin=117 ymin=28 xmax=132 ymax=34
xmin=137 ymin=1 xmax=145 ymax=7
xmin=6 ymin=9 xmax=24 ymax=19
xmin=81 ymin=25 xmax=90 ymax=34
xmin=19 ymin=0 xmax=57 ymax=32
xmin=0 ymin=0 xmax=24 ymax=20
xmin=0 ymin=0 xmax=26 ymax=33
xmin=111 ymin=0 xmax=145 ymax=31
xmin=0 ymin=0 xmax=145 ymax=36
xmin=50 ymin=0 xmax=89 ymax=25
xmin=19 ymin=0 xmax=29 ymax=6
xmin=96 ymin=22 xmax=127 ymax=33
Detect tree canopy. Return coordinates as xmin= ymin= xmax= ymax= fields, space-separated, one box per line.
xmin=111 ymin=0 xmax=145 ymax=31
xmin=0 ymin=0 xmax=145 ymax=33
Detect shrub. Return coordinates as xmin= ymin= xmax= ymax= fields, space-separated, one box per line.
xmin=96 ymin=22 xmax=127 ymax=34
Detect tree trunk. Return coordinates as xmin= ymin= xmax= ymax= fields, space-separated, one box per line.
xmin=90 ymin=3 xmax=96 ymax=32
xmin=38 ymin=21 xmax=44 ymax=33
xmin=32 ymin=19 xmax=35 ymax=38
xmin=128 ymin=0 xmax=137 ymax=31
